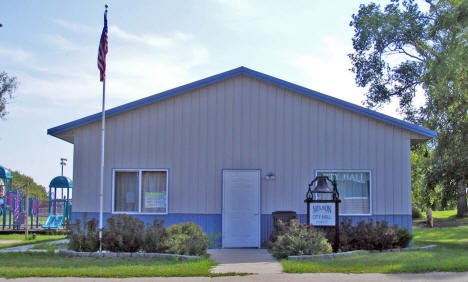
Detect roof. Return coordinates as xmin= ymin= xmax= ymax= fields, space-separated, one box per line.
xmin=0 ymin=166 xmax=13 ymax=180
xmin=49 ymin=176 xmax=73 ymax=188
xmin=47 ymin=66 xmax=437 ymax=139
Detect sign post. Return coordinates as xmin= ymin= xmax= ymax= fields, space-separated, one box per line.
xmin=305 ymin=176 xmax=341 ymax=252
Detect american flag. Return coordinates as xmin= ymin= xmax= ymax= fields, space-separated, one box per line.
xmin=97 ymin=9 xmax=108 ymax=82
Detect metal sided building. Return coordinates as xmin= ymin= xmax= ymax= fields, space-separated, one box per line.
xmin=48 ymin=67 xmax=436 ymax=248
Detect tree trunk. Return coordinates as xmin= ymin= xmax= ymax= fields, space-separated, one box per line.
xmin=457 ymin=178 xmax=467 ymax=218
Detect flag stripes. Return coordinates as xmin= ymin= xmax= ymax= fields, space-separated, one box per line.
xmin=98 ymin=9 xmax=108 ymax=82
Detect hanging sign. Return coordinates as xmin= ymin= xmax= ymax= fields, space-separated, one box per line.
xmin=145 ymin=192 xmax=165 ymax=209
xmin=309 ymin=202 xmax=335 ymax=226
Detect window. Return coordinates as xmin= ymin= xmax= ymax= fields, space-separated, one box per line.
xmin=113 ymin=169 xmax=168 ymax=214
xmin=316 ymin=170 xmax=371 ymax=215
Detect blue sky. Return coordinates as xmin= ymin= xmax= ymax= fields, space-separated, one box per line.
xmin=1 ymin=0 xmax=409 ymax=187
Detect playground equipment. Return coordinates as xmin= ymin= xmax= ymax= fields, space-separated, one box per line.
xmin=42 ymin=176 xmax=72 ymax=229
xmin=0 ymin=165 xmax=40 ymax=230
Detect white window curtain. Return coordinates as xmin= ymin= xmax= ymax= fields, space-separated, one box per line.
xmin=141 ymin=171 xmax=167 ymax=213
xmin=317 ymin=171 xmax=370 ymax=215
xmin=114 ymin=171 xmax=139 ymax=212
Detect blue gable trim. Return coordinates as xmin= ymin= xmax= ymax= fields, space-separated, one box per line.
xmin=48 ymin=66 xmax=436 ymax=139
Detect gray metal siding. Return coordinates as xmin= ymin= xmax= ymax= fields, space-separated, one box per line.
xmin=72 ymin=75 xmax=412 ymax=215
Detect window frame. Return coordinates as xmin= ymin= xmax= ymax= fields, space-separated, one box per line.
xmin=315 ymin=169 xmax=372 ymax=216
xmin=112 ymin=168 xmax=169 ymax=215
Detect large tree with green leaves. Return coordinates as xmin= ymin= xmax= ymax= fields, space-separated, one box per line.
xmin=0 ymin=71 xmax=18 ymax=119
xmin=11 ymin=170 xmax=47 ymax=200
xmin=349 ymin=0 xmax=468 ymax=216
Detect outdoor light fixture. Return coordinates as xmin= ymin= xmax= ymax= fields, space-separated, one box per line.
xmin=265 ymin=172 xmax=276 ymax=180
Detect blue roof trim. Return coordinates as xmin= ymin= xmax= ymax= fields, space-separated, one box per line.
xmin=47 ymin=66 xmax=436 ymax=139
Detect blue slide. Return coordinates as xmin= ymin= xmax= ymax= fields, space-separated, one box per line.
xmin=42 ymin=215 xmax=64 ymax=228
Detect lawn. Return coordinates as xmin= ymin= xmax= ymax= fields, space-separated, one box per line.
xmin=30 ymin=242 xmax=68 ymax=251
xmin=0 ymin=234 xmax=66 ymax=249
xmin=0 ymin=215 xmax=49 ymax=228
xmin=0 ymin=252 xmax=226 ymax=278
xmin=413 ymin=209 xmax=468 ymax=226
xmin=282 ymin=212 xmax=468 ymax=273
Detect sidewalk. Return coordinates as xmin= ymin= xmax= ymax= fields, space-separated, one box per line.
xmin=1 ymin=272 xmax=468 ymax=282
xmin=0 ymin=239 xmax=68 ymax=253
xmin=208 ymin=248 xmax=282 ymax=274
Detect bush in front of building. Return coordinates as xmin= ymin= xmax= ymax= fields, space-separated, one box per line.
xmin=68 ymin=215 xmax=209 ymax=255
xmin=328 ymin=218 xmax=413 ymax=252
xmin=166 ymin=222 xmax=209 ymax=256
xmin=268 ymin=219 xmax=332 ymax=259
xmin=68 ymin=217 xmax=100 ymax=252
xmin=142 ymin=219 xmax=168 ymax=253
xmin=102 ymin=214 xmax=145 ymax=252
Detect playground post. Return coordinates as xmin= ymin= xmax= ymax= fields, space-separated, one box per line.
xmin=24 ymin=182 xmax=29 ymax=240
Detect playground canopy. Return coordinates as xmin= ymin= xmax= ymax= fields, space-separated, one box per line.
xmin=43 ymin=176 xmax=72 ymax=229
xmin=0 ymin=166 xmax=13 ymax=180
xmin=49 ymin=176 xmax=73 ymax=189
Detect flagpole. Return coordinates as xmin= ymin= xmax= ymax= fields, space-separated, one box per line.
xmin=99 ymin=77 xmax=105 ymax=254
xmin=98 ymin=4 xmax=108 ymax=254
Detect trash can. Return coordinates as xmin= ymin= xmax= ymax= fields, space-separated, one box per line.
xmin=272 ymin=210 xmax=297 ymax=227
xmin=265 ymin=211 xmax=297 ymax=247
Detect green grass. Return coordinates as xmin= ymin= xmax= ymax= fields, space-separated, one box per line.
xmin=0 ymin=234 xmax=66 ymax=249
xmin=0 ymin=215 xmax=49 ymax=227
xmin=30 ymin=243 xmax=68 ymax=251
xmin=0 ymin=253 xmax=239 ymax=278
xmin=281 ymin=224 xmax=468 ymax=274
xmin=413 ymin=209 xmax=468 ymax=224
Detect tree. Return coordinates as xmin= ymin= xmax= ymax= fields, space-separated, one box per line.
xmin=0 ymin=71 xmax=18 ymax=119
xmin=349 ymin=0 xmax=468 ymax=216
xmin=11 ymin=170 xmax=47 ymax=200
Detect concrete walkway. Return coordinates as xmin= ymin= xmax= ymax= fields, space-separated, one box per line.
xmin=0 ymin=239 xmax=68 ymax=253
xmin=1 ymin=272 xmax=468 ymax=281
xmin=208 ymin=248 xmax=282 ymax=274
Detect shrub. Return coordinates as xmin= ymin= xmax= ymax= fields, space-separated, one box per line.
xmin=102 ymin=214 xmax=145 ymax=252
xmin=166 ymin=222 xmax=208 ymax=256
xmin=412 ymin=206 xmax=422 ymax=219
xmin=395 ymin=228 xmax=412 ymax=248
xmin=327 ymin=218 xmax=413 ymax=251
xmin=67 ymin=217 xmax=99 ymax=252
xmin=266 ymin=217 xmax=295 ymax=248
xmin=268 ymin=219 xmax=332 ymax=259
xmin=142 ymin=219 xmax=168 ymax=253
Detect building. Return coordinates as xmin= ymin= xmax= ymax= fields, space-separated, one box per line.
xmin=48 ymin=67 xmax=436 ymax=248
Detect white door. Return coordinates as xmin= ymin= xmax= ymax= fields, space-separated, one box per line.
xmin=222 ymin=170 xmax=261 ymax=248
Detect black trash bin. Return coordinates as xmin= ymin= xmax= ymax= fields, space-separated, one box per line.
xmin=272 ymin=210 xmax=297 ymax=228
xmin=266 ymin=211 xmax=297 ymax=246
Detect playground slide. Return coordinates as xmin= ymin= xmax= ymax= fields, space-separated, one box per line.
xmin=42 ymin=215 xmax=64 ymax=229
xmin=50 ymin=215 xmax=64 ymax=228
xmin=41 ymin=215 xmax=56 ymax=228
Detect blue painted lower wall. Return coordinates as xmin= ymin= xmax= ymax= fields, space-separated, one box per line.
xmin=72 ymin=212 xmax=411 ymax=248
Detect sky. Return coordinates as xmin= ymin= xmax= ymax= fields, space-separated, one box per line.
xmin=1 ymin=0 xmax=411 ymax=188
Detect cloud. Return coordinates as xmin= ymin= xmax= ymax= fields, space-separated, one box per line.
xmin=43 ymin=34 xmax=83 ymax=51
xmin=52 ymin=19 xmax=94 ymax=33
xmin=0 ymin=47 xmax=34 ymax=64
xmin=111 ymin=25 xmax=193 ymax=49
xmin=287 ymin=36 xmax=405 ymax=119
xmin=212 ymin=0 xmax=254 ymax=17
